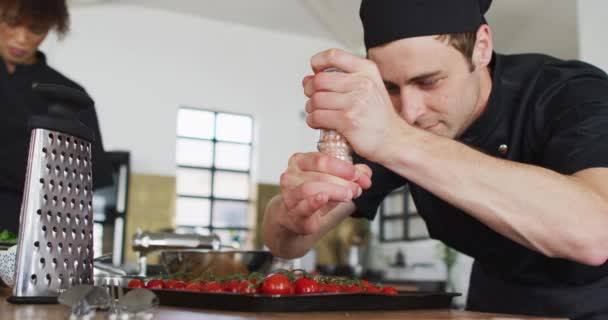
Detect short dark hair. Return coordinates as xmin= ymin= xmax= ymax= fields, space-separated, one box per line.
xmin=437 ymin=32 xmax=478 ymax=71
xmin=0 ymin=0 xmax=70 ymax=35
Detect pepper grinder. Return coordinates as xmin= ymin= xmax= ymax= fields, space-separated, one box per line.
xmin=316 ymin=68 xmax=353 ymax=163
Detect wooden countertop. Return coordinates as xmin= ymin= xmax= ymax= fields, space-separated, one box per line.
xmin=0 ymin=288 xmax=562 ymax=320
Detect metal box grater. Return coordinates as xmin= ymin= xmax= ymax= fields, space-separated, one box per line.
xmin=9 ymin=83 xmax=96 ymax=303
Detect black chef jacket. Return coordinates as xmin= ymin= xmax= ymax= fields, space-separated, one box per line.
xmin=353 ymin=53 xmax=608 ymax=319
xmin=0 ymin=52 xmax=113 ymax=234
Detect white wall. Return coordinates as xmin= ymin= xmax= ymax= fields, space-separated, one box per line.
xmin=41 ymin=4 xmax=334 ymax=182
xmin=122 ymin=0 xmax=336 ymax=42
xmin=486 ymin=0 xmax=579 ymax=59
xmin=577 ymin=0 xmax=608 ymax=72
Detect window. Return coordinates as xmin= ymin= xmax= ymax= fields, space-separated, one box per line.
xmin=379 ymin=185 xmax=429 ymax=241
xmin=175 ymin=107 xmax=253 ymax=247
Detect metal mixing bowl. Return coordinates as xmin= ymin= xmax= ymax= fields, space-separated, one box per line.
xmin=160 ymin=250 xmax=276 ymax=280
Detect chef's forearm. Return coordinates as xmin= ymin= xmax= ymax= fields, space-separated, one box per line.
xmin=262 ymin=195 xmax=355 ymax=259
xmin=381 ymin=128 xmax=608 ymax=266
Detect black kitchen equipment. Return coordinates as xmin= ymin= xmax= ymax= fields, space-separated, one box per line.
xmin=126 ymin=289 xmax=459 ymax=312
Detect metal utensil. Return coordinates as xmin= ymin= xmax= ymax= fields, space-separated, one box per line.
xmin=65 ymin=277 xmax=158 ymax=319
xmin=10 ymin=84 xmax=97 ymax=303
xmin=11 ymin=129 xmax=94 ymax=299
xmin=132 ymin=231 xmax=221 ymax=256
xmin=58 ymin=284 xmax=111 ymax=309
xmin=115 ymin=288 xmax=159 ymax=313
xmin=93 ymin=253 xmax=137 ymax=276
xmin=160 ymin=250 xmax=275 ymax=280
xmin=132 ymin=230 xmax=222 ymax=276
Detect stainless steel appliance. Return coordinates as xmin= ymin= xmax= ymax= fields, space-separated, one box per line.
xmin=131 ymin=230 xmax=222 ymax=276
xmin=9 ymin=84 xmax=97 ymax=303
xmin=92 ymin=151 xmax=130 ymax=266
xmin=161 ymin=250 xmax=274 ymax=280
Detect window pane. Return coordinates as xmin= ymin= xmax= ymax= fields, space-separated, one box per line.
xmin=215 ymin=143 xmax=251 ymax=171
xmin=93 ymin=223 xmax=103 ymax=258
xmin=383 ymin=191 xmax=404 ymax=215
xmin=407 ymin=193 xmax=417 ymax=214
xmin=176 ymin=197 xmax=210 ymax=226
xmin=216 ymin=113 xmax=252 ymax=143
xmin=177 ymin=109 xmax=214 ymax=139
xmin=213 ymin=230 xmax=250 ymax=249
xmin=176 ymin=139 xmax=213 ymax=167
xmin=213 ymin=201 xmax=249 ymax=228
xmin=383 ymin=219 xmax=404 ymax=241
xmin=408 ymin=217 xmax=429 ymax=239
xmin=92 ymin=195 xmax=107 ymax=221
xmin=213 ymin=171 xmax=249 ymax=200
xmin=176 ymin=168 xmax=211 ymax=196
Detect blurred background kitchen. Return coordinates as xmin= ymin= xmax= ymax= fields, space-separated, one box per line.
xmin=36 ymin=0 xmax=608 ymax=307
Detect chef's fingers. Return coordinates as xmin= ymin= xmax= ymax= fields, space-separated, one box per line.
xmin=289 ymin=193 xmax=329 ymax=220
xmin=310 ymin=48 xmax=379 ymax=77
xmin=303 ymin=71 xmax=359 ymax=97
xmin=306 ymin=109 xmax=351 ymax=133
xmin=305 ymin=92 xmax=350 ymax=113
xmin=288 ymin=152 xmax=357 ymax=181
xmin=354 ymin=164 xmax=373 ymax=190
xmin=280 ymin=170 xmax=361 ymax=197
xmin=283 ymin=181 xmax=353 ymax=213
xmin=302 ymin=74 xmax=314 ymax=88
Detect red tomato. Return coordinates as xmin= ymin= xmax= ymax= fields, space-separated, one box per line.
xmin=381 ymin=286 xmax=398 ymax=295
xmin=145 ymin=279 xmax=165 ymax=289
xmin=320 ymin=283 xmax=341 ymax=293
xmin=237 ymin=280 xmax=258 ymax=294
xmin=260 ymin=274 xmax=294 ymax=295
xmin=294 ymin=277 xmax=320 ymax=294
xmin=166 ymin=280 xmax=186 ymax=290
xmin=343 ymin=284 xmax=363 ymax=293
xmin=365 ymin=285 xmax=382 ymax=293
xmin=359 ymin=280 xmax=372 ymax=288
xmin=203 ymin=281 xmax=223 ymax=293
xmin=184 ymin=280 xmax=205 ymax=291
xmin=165 ymin=279 xmax=179 ymax=287
xmin=127 ymin=279 xmax=144 ymax=288
xmin=223 ymin=280 xmax=241 ymax=293
xmin=184 ymin=282 xmax=201 ymax=291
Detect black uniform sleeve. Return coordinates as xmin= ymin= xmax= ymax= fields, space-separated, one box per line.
xmin=351 ymin=153 xmax=407 ymax=220
xmin=79 ymin=105 xmax=114 ymax=189
xmin=541 ymin=77 xmax=608 ymax=175
xmin=35 ymin=62 xmax=115 ymax=189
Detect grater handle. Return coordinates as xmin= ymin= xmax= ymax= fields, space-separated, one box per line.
xmin=32 ymin=83 xmax=94 ymax=119
xmin=29 ymin=83 xmax=97 ymax=142
xmin=316 ymin=68 xmax=353 ymax=163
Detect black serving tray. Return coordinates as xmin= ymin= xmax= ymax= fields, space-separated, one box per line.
xmin=146 ymin=290 xmax=460 ymax=312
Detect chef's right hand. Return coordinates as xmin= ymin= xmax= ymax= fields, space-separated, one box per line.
xmin=277 ymin=152 xmax=372 ymax=235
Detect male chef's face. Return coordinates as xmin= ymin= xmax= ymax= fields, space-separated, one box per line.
xmin=368 ymin=26 xmax=493 ymax=139
xmin=0 ymin=11 xmax=49 ymax=68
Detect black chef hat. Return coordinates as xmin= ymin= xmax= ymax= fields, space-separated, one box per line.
xmin=360 ymin=0 xmax=492 ymax=50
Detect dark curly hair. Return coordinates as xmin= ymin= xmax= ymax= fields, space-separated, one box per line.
xmin=0 ymin=0 xmax=70 ymax=35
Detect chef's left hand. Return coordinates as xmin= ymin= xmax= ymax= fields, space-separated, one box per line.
xmin=303 ymin=48 xmax=408 ymax=163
